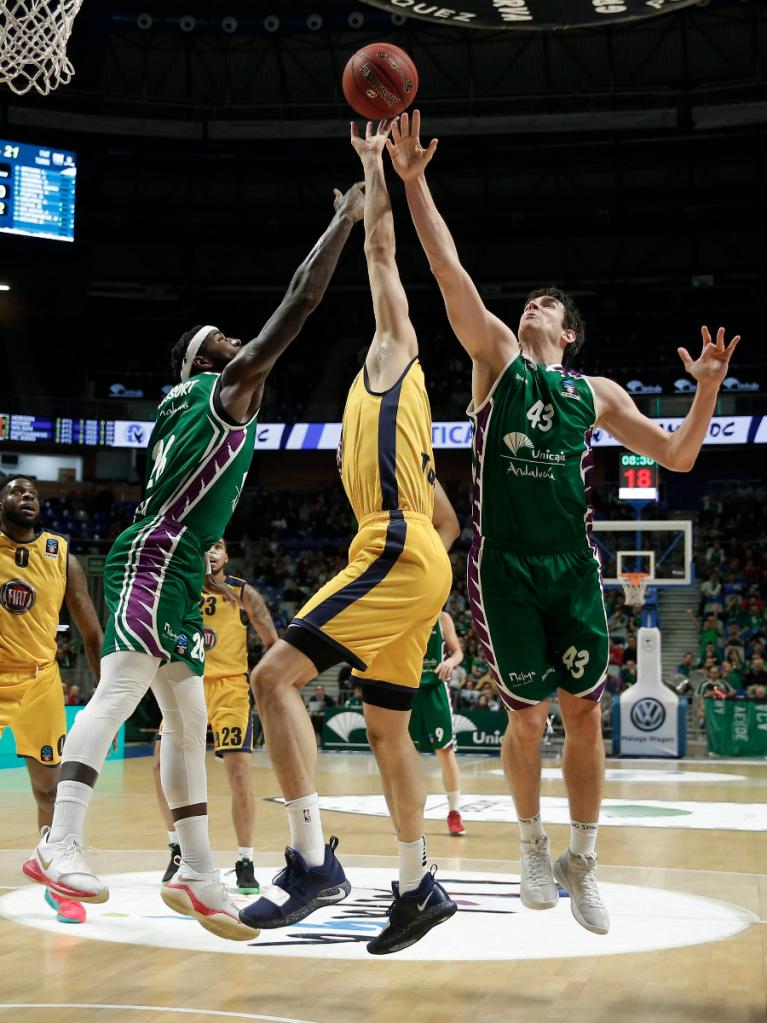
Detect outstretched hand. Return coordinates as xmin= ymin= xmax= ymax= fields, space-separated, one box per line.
xmin=350 ymin=119 xmax=392 ymax=161
xmin=333 ymin=181 xmax=365 ymax=223
xmin=386 ymin=110 xmax=438 ymax=181
xmin=677 ymin=326 xmax=741 ymax=388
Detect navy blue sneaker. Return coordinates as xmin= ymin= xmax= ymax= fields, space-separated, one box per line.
xmin=367 ymin=867 xmax=457 ymax=955
xmin=239 ymin=835 xmax=350 ymax=930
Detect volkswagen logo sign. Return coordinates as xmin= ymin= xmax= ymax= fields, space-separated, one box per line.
xmin=630 ymin=697 xmax=666 ymax=733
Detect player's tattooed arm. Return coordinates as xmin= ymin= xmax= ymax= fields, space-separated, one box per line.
xmin=594 ymin=326 xmax=741 ymax=473
xmin=64 ymin=554 xmax=104 ymax=681
xmin=388 ymin=110 xmax=516 ymax=371
xmin=432 ymin=479 xmax=460 ymax=552
xmin=437 ymin=610 xmax=463 ymax=681
xmin=242 ymin=583 xmax=278 ymax=649
xmin=217 ymin=183 xmax=365 ymax=423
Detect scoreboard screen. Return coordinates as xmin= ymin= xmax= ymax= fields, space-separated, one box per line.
xmin=0 ymin=138 xmax=77 ymax=243
xmin=619 ymin=451 xmax=659 ymax=501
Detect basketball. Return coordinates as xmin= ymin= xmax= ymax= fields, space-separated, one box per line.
xmin=342 ymin=43 xmax=418 ymax=121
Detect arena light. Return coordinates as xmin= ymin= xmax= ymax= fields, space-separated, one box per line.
xmin=221 ymin=16 xmax=238 ymax=33
xmin=348 ymin=11 xmax=365 ymax=27
xmin=136 ymin=12 xmax=153 ymax=30
xmin=263 ymin=15 xmax=280 ymax=32
xmin=179 ymin=14 xmax=196 ymax=32
xmin=0 ymin=283 xmax=10 ymax=291
xmin=306 ymin=13 xmax=323 ymax=30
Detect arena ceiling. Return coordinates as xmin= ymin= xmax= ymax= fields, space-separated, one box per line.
xmin=0 ymin=0 xmax=764 ymax=405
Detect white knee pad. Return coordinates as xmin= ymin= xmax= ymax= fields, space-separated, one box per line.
xmin=61 ymin=650 xmax=159 ymax=772
xmin=153 ymin=664 xmax=208 ymax=809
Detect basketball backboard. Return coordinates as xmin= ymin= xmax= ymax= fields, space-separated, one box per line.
xmin=590 ymin=520 xmax=693 ymax=588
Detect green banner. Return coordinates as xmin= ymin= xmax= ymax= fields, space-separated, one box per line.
xmin=705 ymin=699 xmax=767 ymax=758
xmin=322 ymin=706 xmax=507 ymax=753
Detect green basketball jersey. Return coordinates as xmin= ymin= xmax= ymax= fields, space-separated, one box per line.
xmin=134 ymin=372 xmax=258 ymax=551
xmin=468 ymin=353 xmax=597 ymax=554
xmin=420 ymin=616 xmax=445 ymax=688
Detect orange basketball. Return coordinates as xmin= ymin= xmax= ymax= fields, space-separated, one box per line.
xmin=342 ymin=43 xmax=419 ymax=121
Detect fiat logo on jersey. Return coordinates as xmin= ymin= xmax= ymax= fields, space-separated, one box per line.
xmin=630 ymin=698 xmax=667 ymax=732
xmin=0 ymin=578 xmax=36 ymax=615
xmin=203 ymin=627 xmax=217 ymax=650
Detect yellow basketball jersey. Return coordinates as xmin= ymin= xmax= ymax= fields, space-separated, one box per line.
xmin=0 ymin=529 xmax=68 ymax=671
xmin=339 ymin=358 xmax=436 ymax=523
xmin=200 ymin=575 xmax=248 ymax=678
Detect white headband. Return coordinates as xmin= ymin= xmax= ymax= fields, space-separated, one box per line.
xmin=180 ymin=325 xmax=219 ymax=382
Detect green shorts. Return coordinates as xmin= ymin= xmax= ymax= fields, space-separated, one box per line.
xmin=468 ymin=539 xmax=609 ymax=711
xmin=102 ymin=516 xmax=206 ymax=676
xmin=409 ymin=675 xmax=455 ymax=752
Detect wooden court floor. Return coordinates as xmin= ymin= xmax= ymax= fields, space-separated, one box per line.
xmin=1 ymin=749 xmax=765 ymax=1023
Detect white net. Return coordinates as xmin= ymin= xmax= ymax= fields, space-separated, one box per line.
xmin=0 ymin=0 xmax=83 ymax=96
xmin=619 ymin=573 xmax=650 ymax=610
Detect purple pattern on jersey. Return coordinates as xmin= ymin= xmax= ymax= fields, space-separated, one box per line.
xmin=165 ymin=428 xmax=248 ymax=523
xmin=496 ymin=686 xmax=539 ymax=712
xmin=123 ymin=519 xmax=184 ymax=658
xmin=466 ymin=539 xmax=503 ymax=690
xmin=470 ymin=401 xmax=493 ymax=536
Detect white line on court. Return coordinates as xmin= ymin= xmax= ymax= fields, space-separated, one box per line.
xmin=0 ymin=1005 xmax=319 ymax=1023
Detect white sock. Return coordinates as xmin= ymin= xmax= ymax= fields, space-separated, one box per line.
xmin=238 ymin=846 xmax=254 ymax=861
xmin=48 ymin=781 xmax=93 ymax=843
xmin=518 ymin=813 xmax=546 ymax=844
xmin=167 ymin=830 xmax=178 ymax=846
xmin=174 ymin=815 xmax=215 ymax=876
xmin=570 ymin=820 xmax=598 ymax=857
xmin=398 ymin=836 xmax=427 ymax=895
xmin=286 ymin=792 xmax=325 ymax=868
xmin=446 ymin=790 xmax=461 ymax=813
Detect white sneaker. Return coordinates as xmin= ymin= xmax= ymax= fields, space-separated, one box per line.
xmin=519 ymin=835 xmax=559 ymax=910
xmin=23 ymin=827 xmax=108 ymax=904
xmin=553 ymin=850 xmax=610 ymax=934
xmin=161 ymin=862 xmax=260 ymax=942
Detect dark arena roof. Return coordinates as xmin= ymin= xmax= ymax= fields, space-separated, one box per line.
xmin=1 ymin=0 xmax=764 ymax=415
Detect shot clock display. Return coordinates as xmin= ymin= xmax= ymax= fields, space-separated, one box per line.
xmin=619 ymin=451 xmax=659 ymax=501
xmin=0 ymin=138 xmax=77 ymax=242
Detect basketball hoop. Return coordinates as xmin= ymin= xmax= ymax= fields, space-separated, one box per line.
xmin=618 ymin=572 xmax=651 ymax=609
xmin=0 ymin=0 xmax=83 ymax=96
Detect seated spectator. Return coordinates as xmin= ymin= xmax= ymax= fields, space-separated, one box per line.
xmin=695 ymin=611 xmax=723 ymax=661
xmin=700 ymin=571 xmax=723 ymax=616
xmin=458 ymin=679 xmax=480 ymax=709
xmin=337 ymin=664 xmax=353 ymax=703
xmin=745 ymin=655 xmax=767 ymax=694
xmin=623 ymin=633 xmax=638 ymax=665
xmin=65 ymin=684 xmax=82 ymax=706
xmin=722 ymin=623 xmax=745 ymax=659
xmin=609 ymin=640 xmax=625 ymax=668
xmin=608 ymin=602 xmax=630 ymax=643
xmin=476 ymin=694 xmax=492 ymax=711
xmin=677 ymin=652 xmax=694 ymax=676
xmin=479 ymin=681 xmax=500 ymax=712
xmin=306 ymin=684 xmax=336 ymax=738
xmin=619 ymin=658 xmax=637 ymax=690
xmin=748 ymin=682 xmax=767 ymax=702
xmin=344 ymin=684 xmax=364 ymax=710
xmin=724 ymin=649 xmax=745 ymax=690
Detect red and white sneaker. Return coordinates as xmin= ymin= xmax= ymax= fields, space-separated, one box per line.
xmin=447 ymin=810 xmax=466 ymax=836
xmin=23 ymin=828 xmax=108 ymax=904
xmin=44 ymin=887 xmax=86 ymax=924
xmin=161 ymin=863 xmax=260 ymax=942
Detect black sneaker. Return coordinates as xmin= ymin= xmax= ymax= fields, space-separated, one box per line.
xmin=367 ymin=867 xmax=457 ymax=956
xmin=234 ymin=858 xmax=261 ymax=895
xmin=239 ymin=836 xmax=350 ymax=930
xmin=162 ymin=843 xmax=181 ymax=884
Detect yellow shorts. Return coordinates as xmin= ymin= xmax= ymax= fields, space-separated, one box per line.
xmin=0 ymin=661 xmax=67 ymax=765
xmin=291 ymin=511 xmax=452 ymax=689
xmin=205 ymin=674 xmax=254 ymax=755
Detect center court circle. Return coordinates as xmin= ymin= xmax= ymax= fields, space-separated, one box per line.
xmin=0 ymin=869 xmax=754 ymax=961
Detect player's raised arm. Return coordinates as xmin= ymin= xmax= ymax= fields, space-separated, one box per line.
xmin=387 ymin=111 xmax=516 ymax=370
xmin=593 ymin=325 xmax=741 ymax=472
xmin=350 ymin=119 xmax=418 ymax=392
xmin=217 ymin=183 xmax=366 ymax=423
xmin=242 ymin=583 xmax=278 ymax=650
xmin=64 ymin=553 xmax=103 ymax=681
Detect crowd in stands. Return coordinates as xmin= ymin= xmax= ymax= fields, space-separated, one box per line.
xmin=680 ymin=483 xmax=767 ymax=702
